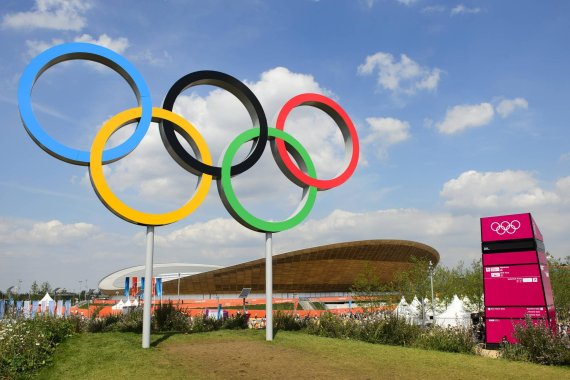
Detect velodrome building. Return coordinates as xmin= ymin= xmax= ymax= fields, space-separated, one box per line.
xmin=98 ymin=240 xmax=439 ymax=298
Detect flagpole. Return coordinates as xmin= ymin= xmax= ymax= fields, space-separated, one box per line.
xmin=142 ymin=226 xmax=154 ymax=349
xmin=265 ymin=232 xmax=273 ymax=341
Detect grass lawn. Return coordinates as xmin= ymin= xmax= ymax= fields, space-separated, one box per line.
xmin=38 ymin=330 xmax=569 ymax=379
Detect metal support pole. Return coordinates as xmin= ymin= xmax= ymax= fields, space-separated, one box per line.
xmin=265 ymin=232 xmax=273 ymax=341
xmin=177 ymin=272 xmax=181 ymax=302
xmin=429 ymin=261 xmax=435 ymax=324
xmin=142 ymin=226 xmax=154 ymax=349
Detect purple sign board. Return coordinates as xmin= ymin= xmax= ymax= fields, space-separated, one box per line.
xmin=481 ymin=213 xmax=555 ymax=345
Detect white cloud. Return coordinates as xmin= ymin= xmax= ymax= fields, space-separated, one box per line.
xmin=363 ymin=117 xmax=411 ymax=159
xmin=435 ymin=102 xmax=494 ymax=134
xmin=131 ymin=49 xmax=173 ymax=67
xmin=451 ymin=5 xmax=482 ymax=16
xmin=26 ymin=34 xmax=129 ymax=58
xmin=397 ymin=0 xmax=418 ymax=6
xmin=358 ymin=52 xmax=442 ymax=95
xmin=152 ymin=208 xmax=481 ymax=266
xmin=104 ymin=67 xmax=350 ymax=206
xmin=2 ymin=0 xmax=91 ymax=31
xmin=423 ymin=5 xmax=446 ymax=13
xmin=496 ymin=97 xmax=528 ymax=118
xmin=25 ymin=38 xmax=65 ymax=57
xmin=74 ymin=34 xmax=129 ymax=54
xmin=0 ymin=219 xmax=97 ymax=245
xmin=560 ymin=152 xmax=570 ymax=162
xmin=440 ymin=170 xmax=562 ymax=210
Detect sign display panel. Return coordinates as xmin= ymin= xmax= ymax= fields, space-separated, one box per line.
xmin=482 ymin=251 xmax=537 ymax=266
xmin=481 ymin=213 xmax=555 ymax=347
xmin=485 ymin=306 xmax=547 ymax=319
xmin=481 ymin=213 xmax=534 ymax=243
xmin=484 ymin=264 xmax=543 ymax=306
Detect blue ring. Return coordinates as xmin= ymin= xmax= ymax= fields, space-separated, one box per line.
xmin=18 ymin=42 xmax=151 ymax=165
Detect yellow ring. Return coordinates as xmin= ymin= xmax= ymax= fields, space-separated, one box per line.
xmin=89 ymin=107 xmax=212 ymax=226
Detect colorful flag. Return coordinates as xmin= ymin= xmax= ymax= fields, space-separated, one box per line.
xmin=48 ymin=301 xmax=55 ymax=316
xmin=124 ymin=277 xmax=130 ymax=298
xmin=16 ymin=300 xmax=23 ymax=317
xmin=141 ymin=277 xmax=145 ymax=291
xmin=23 ymin=300 xmax=31 ymax=319
xmin=152 ymin=277 xmax=156 ymax=297
xmin=57 ymin=300 xmax=63 ymax=317
xmin=0 ymin=300 xmax=5 ymax=319
xmin=132 ymin=277 xmax=138 ymax=297
xmin=156 ymin=278 xmax=162 ymax=298
xmin=64 ymin=300 xmax=71 ymax=317
xmin=32 ymin=301 xmax=38 ymax=318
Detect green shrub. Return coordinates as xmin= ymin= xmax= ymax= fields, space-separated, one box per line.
xmin=221 ymin=313 xmax=249 ymax=330
xmin=0 ymin=316 xmax=74 ymax=379
xmin=274 ymin=311 xmax=306 ymax=331
xmin=153 ymin=302 xmax=191 ymax=333
xmin=190 ymin=314 xmax=222 ymax=333
xmin=115 ymin=309 xmax=144 ymax=333
xmin=306 ymin=312 xmax=359 ymax=339
xmin=67 ymin=314 xmax=87 ymax=333
xmin=501 ymin=317 xmax=570 ymax=366
xmin=414 ymin=326 xmax=475 ymax=354
xmin=361 ymin=315 xmax=421 ymax=346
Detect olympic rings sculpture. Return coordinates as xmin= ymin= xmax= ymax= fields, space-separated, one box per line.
xmin=490 ymin=220 xmax=521 ymax=235
xmin=18 ymin=43 xmax=359 ymax=232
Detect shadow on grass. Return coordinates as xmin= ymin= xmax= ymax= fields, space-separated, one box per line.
xmin=151 ymin=332 xmax=177 ymax=347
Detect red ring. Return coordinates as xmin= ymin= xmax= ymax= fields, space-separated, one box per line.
xmin=274 ymin=93 xmax=359 ymax=190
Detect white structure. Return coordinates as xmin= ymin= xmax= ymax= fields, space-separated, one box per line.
xmin=40 ymin=292 xmax=53 ymax=313
xmin=111 ymin=299 xmax=124 ymax=311
xmin=435 ymin=295 xmax=472 ymax=328
xmin=98 ymin=263 xmax=222 ymax=296
xmin=394 ymin=296 xmax=411 ymax=319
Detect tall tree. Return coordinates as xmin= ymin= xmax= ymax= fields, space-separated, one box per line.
xmin=393 ymin=257 xmax=431 ymax=323
xmin=549 ymin=255 xmax=570 ymax=321
xmin=30 ymin=281 xmax=40 ymax=296
xmin=350 ymin=262 xmax=387 ymax=313
xmin=39 ymin=281 xmax=52 ymax=294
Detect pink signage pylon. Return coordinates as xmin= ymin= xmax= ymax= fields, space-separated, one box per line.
xmin=480 ymin=213 xmax=555 ymax=346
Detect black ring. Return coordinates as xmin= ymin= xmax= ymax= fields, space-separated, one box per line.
xmin=160 ymin=70 xmax=268 ymax=178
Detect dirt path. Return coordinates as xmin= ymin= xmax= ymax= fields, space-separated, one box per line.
xmin=161 ymin=336 xmax=374 ymax=379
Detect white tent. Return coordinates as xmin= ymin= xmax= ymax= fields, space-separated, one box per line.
xmin=40 ymin=292 xmax=53 ymax=313
xmin=132 ymin=298 xmax=139 ymax=307
xmin=435 ymin=295 xmax=472 ymax=328
xmin=124 ymin=299 xmax=132 ymax=307
xmin=408 ymin=296 xmax=423 ymax=324
xmin=394 ymin=296 xmax=411 ymax=319
xmin=111 ymin=299 xmax=124 ymax=310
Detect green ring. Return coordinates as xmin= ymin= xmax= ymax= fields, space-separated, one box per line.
xmin=219 ymin=128 xmax=317 ymax=233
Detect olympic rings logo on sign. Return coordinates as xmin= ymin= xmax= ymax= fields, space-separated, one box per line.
xmin=490 ymin=220 xmax=521 ymax=235
xmin=18 ymin=43 xmax=359 ymax=232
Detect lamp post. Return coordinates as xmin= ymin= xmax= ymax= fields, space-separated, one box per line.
xmin=428 ymin=261 xmax=435 ymax=324
xmin=177 ymin=272 xmax=181 ymax=302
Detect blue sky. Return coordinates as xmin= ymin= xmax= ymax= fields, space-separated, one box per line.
xmin=1 ymin=0 xmax=569 ymax=292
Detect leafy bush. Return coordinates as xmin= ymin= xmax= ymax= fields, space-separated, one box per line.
xmin=306 ymin=312 xmax=360 ymax=339
xmin=501 ymin=317 xmax=570 ymax=366
xmin=221 ymin=313 xmax=248 ymax=330
xmin=114 ymin=309 xmax=144 ymax=333
xmin=274 ymin=312 xmax=306 ymax=331
xmin=0 ymin=316 xmax=74 ymax=379
xmin=190 ymin=314 xmax=222 ymax=333
xmin=414 ymin=326 xmax=475 ymax=353
xmin=360 ymin=315 xmax=421 ymax=346
xmin=153 ymin=302 xmax=191 ymax=333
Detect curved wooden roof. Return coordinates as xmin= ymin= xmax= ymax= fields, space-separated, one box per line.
xmin=162 ymin=240 xmax=439 ymax=295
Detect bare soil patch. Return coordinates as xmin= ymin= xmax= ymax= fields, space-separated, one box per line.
xmin=162 ymin=336 xmax=373 ymax=379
